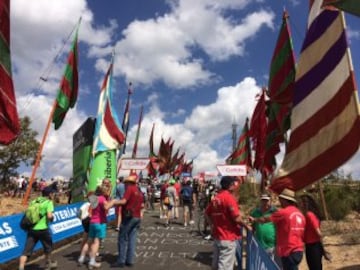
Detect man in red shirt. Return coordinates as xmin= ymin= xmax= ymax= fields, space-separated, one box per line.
xmin=205 ymin=176 xmax=249 ymax=270
xmin=250 ymin=188 xmax=305 ymax=270
xmin=110 ymin=175 xmax=144 ymax=268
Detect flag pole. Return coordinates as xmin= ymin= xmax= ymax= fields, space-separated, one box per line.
xmin=22 ymin=101 xmax=57 ymax=205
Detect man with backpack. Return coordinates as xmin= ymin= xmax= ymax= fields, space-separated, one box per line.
xmin=181 ymin=180 xmax=194 ymax=227
xmin=19 ymin=186 xmax=57 ymax=270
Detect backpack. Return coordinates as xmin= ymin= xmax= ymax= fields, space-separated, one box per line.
xmin=20 ymin=197 xmax=47 ymax=230
xmin=181 ymin=187 xmax=192 ymax=201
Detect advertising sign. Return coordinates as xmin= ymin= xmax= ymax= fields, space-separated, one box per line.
xmin=0 ymin=203 xmax=115 ymax=264
xmin=246 ymin=231 xmax=280 ymax=270
xmin=88 ymin=149 xmax=117 ymax=192
xmin=72 ymin=117 xmax=96 ymax=202
xmin=216 ymin=164 xmax=247 ymax=176
xmin=120 ymin=158 xmax=150 ymax=170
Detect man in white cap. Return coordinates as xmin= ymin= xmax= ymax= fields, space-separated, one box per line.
xmin=250 ymin=193 xmax=279 ymax=264
xmin=249 ymin=188 xmax=305 ymax=270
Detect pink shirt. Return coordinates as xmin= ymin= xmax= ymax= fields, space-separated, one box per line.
xmin=304 ymin=211 xmax=321 ymax=244
xmin=270 ymin=205 xmax=305 ymax=257
xmin=90 ymin=195 xmax=107 ymax=224
xmin=205 ymin=190 xmax=241 ymax=241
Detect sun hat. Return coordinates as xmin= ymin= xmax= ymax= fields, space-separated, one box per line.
xmin=278 ymin=188 xmax=297 ymax=203
xmin=260 ymin=194 xmax=271 ymax=201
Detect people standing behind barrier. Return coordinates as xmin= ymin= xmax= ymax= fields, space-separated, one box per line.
xmin=159 ymin=179 xmax=169 ymax=219
xmin=205 ymin=176 xmax=250 ymax=270
xmin=87 ymin=183 xmax=113 ymax=269
xmin=147 ymin=182 xmax=155 ymax=210
xmin=19 ymin=186 xmax=58 ymax=270
xmin=164 ymin=179 xmax=177 ymax=227
xmin=110 ymin=175 xmax=144 ymax=268
xmin=180 ymin=179 xmax=194 ymax=226
xmin=192 ymin=178 xmax=199 ymax=205
xmin=173 ymin=177 xmax=181 ymax=219
xmin=115 ymin=177 xmax=125 ymax=231
xmin=299 ymin=194 xmax=329 ymax=270
xmin=249 ymin=188 xmax=305 ymax=270
xmin=77 ymin=192 xmax=93 ymax=266
xmin=250 ymin=193 xmax=279 ymax=265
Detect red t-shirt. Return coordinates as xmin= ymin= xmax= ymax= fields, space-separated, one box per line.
xmin=270 ymin=205 xmax=305 ymax=257
xmin=122 ymin=185 xmax=144 ymax=218
xmin=205 ymin=190 xmax=241 ymax=241
xmin=304 ymin=211 xmax=321 ymax=244
xmin=174 ymin=182 xmax=181 ymax=196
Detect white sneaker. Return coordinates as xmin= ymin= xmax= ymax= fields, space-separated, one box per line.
xmin=184 ymin=223 xmax=188 ymax=227
xmin=189 ymin=220 xmax=195 ymax=225
xmin=204 ymin=235 xmax=212 ymax=240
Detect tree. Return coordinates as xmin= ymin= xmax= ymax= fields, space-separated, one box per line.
xmin=0 ymin=116 xmax=40 ymax=184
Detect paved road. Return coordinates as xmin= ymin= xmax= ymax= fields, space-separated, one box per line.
xmin=27 ymin=208 xmax=214 ymax=270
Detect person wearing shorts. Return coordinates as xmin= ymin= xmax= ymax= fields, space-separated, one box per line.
xmin=19 ymin=187 xmax=57 ymax=270
xmin=87 ymin=183 xmax=113 ymax=269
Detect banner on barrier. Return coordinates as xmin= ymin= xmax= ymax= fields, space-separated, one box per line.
xmin=0 ymin=202 xmax=115 ymax=264
xmin=246 ymin=231 xmax=280 ymax=270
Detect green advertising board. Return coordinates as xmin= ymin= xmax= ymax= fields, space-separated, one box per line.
xmin=88 ymin=149 xmax=117 ymax=192
xmin=71 ymin=117 xmax=96 ymax=203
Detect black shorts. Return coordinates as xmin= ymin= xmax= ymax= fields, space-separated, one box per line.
xmin=22 ymin=229 xmax=53 ymax=256
xmin=82 ymin=217 xmax=90 ymax=233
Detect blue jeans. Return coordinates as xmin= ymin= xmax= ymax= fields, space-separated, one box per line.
xmin=117 ymin=217 xmax=141 ymax=265
xmin=281 ymin=251 xmax=303 ymax=270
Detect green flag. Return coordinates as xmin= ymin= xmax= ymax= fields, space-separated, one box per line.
xmin=323 ymin=0 xmax=360 ymax=17
xmin=52 ymin=22 xmax=80 ymax=130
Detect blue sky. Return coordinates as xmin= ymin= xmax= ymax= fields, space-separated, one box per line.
xmin=9 ymin=0 xmax=360 ymax=180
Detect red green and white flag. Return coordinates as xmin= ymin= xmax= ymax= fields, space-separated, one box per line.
xmin=264 ymin=10 xmax=296 ymax=174
xmin=0 ymin=0 xmax=20 ymax=144
xmin=227 ymin=118 xmax=252 ymax=170
xmin=52 ymin=20 xmax=80 ymax=130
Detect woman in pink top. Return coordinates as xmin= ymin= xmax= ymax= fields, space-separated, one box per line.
xmin=299 ymin=194 xmax=329 ymax=270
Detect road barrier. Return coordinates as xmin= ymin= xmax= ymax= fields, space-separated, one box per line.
xmin=0 ymin=202 xmax=115 ymax=264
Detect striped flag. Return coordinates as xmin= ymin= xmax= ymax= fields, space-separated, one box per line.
xmin=131 ymin=105 xmax=143 ymax=158
xmin=265 ymin=10 xmax=296 ymax=174
xmin=121 ymin=84 xmax=132 ymax=154
xmin=227 ymin=118 xmax=252 ymax=170
xmin=0 ymin=0 xmax=20 ymax=144
xmin=323 ymin=0 xmax=360 ymax=17
xmin=92 ymin=57 xmax=125 ymax=155
xmin=270 ymin=1 xmax=360 ymax=193
xmin=52 ymin=20 xmax=80 ymax=130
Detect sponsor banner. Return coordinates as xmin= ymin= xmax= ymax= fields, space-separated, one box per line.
xmin=216 ymin=165 xmax=247 ymax=176
xmin=0 ymin=202 xmax=115 ymax=264
xmin=72 ymin=117 xmax=96 ymax=202
xmin=246 ymin=230 xmax=280 ymax=270
xmin=120 ymin=158 xmax=150 ymax=170
xmin=89 ymin=150 xmax=117 ymax=192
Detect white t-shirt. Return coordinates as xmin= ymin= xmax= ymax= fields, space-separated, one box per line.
xmin=78 ymin=202 xmax=90 ymax=220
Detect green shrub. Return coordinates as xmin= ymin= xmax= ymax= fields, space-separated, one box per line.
xmin=324 ymin=185 xmax=353 ymax=221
